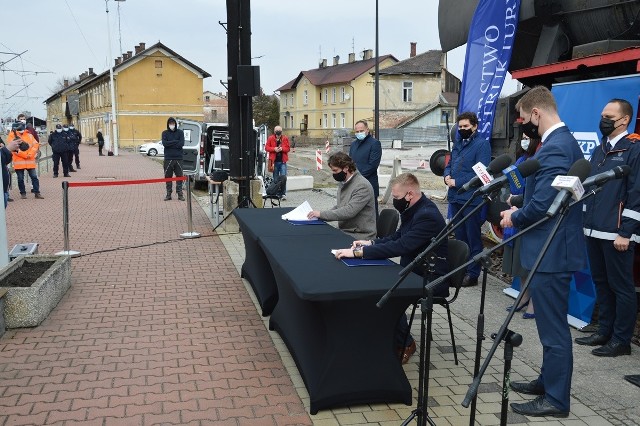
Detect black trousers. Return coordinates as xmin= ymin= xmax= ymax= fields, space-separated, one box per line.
xmin=71 ymin=145 xmax=80 ymax=167
xmin=98 ymin=142 xmax=104 ymax=155
xmin=586 ymin=237 xmax=638 ymax=345
xmin=164 ymin=159 xmax=184 ymax=194
xmin=52 ymin=152 xmax=70 ymax=175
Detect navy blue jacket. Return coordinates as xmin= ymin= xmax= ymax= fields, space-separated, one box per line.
xmin=161 ymin=117 xmax=185 ymax=160
xmin=349 ymin=134 xmax=382 ymax=197
xmin=68 ymin=129 xmax=82 ymax=146
xmin=511 ymin=126 xmax=587 ymax=273
xmin=363 ymin=194 xmax=450 ymax=295
xmin=583 ymin=132 xmax=640 ymax=242
xmin=1 ymin=146 xmax=12 ymax=193
xmin=49 ymin=131 xmax=73 ymax=154
xmin=444 ymin=131 xmax=491 ymax=205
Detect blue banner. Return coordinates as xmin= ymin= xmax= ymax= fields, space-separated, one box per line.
xmin=458 ymin=0 xmax=520 ymax=140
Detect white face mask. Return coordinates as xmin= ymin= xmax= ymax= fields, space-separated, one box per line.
xmin=169 ymin=125 xmax=176 ymax=131
xmin=19 ymin=119 xmax=26 ymax=124
xmin=56 ymin=129 xmax=62 ymax=133
xmin=520 ymin=139 xmax=530 ymax=150
xmin=69 ymin=126 xmax=75 ymax=130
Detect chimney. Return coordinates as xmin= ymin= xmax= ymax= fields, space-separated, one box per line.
xmin=63 ymin=79 xmax=69 ymax=88
xmin=134 ymin=44 xmax=142 ymax=55
xmin=122 ymin=53 xmax=128 ymax=60
xmin=333 ymin=55 xmax=340 ymax=66
xmin=115 ymin=57 xmax=122 ymax=66
xmin=139 ymin=42 xmax=145 ymax=50
xmin=319 ymin=58 xmax=327 ymax=68
xmin=348 ymin=52 xmax=355 ymax=63
xmin=88 ymin=67 xmax=94 ymax=75
xmin=127 ymin=50 xmax=133 ymax=59
xmin=363 ymin=49 xmax=373 ymax=60
xmin=410 ymin=42 xmax=417 ymax=58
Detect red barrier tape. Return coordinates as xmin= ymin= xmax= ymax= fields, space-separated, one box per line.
xmin=67 ymin=176 xmax=187 ymax=188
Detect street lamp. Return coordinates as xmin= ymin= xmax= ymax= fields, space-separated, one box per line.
xmin=105 ymin=0 xmax=125 ymax=156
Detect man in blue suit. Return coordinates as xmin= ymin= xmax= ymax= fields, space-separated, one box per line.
xmin=500 ymin=86 xmax=587 ymax=418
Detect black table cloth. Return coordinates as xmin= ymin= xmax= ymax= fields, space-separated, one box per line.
xmin=233 ymin=208 xmax=343 ymax=315
xmin=259 ymin=234 xmax=424 ymax=414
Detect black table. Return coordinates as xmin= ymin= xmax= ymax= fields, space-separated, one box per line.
xmin=233 ymin=208 xmax=342 ymax=315
xmin=258 ymin=233 xmax=424 ymax=414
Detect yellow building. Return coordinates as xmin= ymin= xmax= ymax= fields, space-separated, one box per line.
xmin=277 ymin=50 xmax=398 ymax=138
xmin=59 ymin=42 xmax=210 ymax=147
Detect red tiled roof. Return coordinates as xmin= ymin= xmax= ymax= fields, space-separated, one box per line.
xmin=277 ymin=55 xmax=397 ymax=91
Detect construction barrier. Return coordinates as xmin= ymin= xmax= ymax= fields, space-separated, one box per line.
xmin=316 ymin=150 xmax=322 ymax=170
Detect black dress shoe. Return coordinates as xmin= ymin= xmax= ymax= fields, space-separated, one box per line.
xmin=575 ymin=333 xmax=609 ymax=346
xmin=510 ymin=379 xmax=544 ymax=396
xmin=592 ymin=340 xmax=631 ymax=357
xmin=624 ymin=374 xmax=640 ymax=388
xmin=511 ymin=395 xmax=569 ymax=418
xmin=461 ymin=275 xmax=478 ymax=287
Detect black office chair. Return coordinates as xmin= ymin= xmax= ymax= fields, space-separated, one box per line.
xmin=376 ymin=208 xmax=399 ymax=238
xmin=434 ymin=238 xmax=470 ymax=365
xmin=262 ymin=175 xmax=287 ymax=208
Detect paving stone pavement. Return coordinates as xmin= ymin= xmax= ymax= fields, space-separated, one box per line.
xmin=0 ymin=144 xmax=638 ymax=425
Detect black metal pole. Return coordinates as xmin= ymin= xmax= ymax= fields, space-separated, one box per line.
xmin=238 ymin=0 xmax=254 ymax=203
xmin=374 ymin=0 xmax=379 ymax=139
xmin=226 ymin=0 xmax=241 ymax=186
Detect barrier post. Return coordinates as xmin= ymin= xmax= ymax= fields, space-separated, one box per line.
xmin=180 ymin=176 xmax=200 ymax=239
xmin=55 ymin=181 xmax=80 ymax=257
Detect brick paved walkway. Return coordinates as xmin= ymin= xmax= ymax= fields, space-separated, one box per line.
xmin=1 ymin=145 xmax=311 ymax=425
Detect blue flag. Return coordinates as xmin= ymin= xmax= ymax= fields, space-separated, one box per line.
xmin=458 ymin=0 xmax=521 ymax=141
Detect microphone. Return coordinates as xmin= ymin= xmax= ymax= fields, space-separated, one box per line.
xmin=546 ymin=159 xmax=591 ymax=217
xmin=582 ymin=165 xmax=631 ymax=188
xmin=510 ymin=195 xmax=523 ymax=208
xmin=457 ymin=154 xmax=512 ymax=194
xmin=476 ymin=158 xmax=540 ymax=196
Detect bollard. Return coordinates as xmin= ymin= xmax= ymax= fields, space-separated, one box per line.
xmin=180 ymin=176 xmax=200 ymax=239
xmin=55 ymin=181 xmax=81 ymax=257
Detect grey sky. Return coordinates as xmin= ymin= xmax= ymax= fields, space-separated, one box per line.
xmin=1 ymin=0 xmax=514 ymax=121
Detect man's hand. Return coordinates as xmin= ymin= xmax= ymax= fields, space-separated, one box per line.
xmin=5 ymin=139 xmax=20 ymax=152
xmin=500 ymin=207 xmax=518 ymax=228
xmin=334 ymin=248 xmax=355 ymax=259
xmin=350 ymin=240 xmax=372 ymax=249
xmin=307 ymin=210 xmax=321 ymax=219
xmin=613 ymin=235 xmax=630 ymax=252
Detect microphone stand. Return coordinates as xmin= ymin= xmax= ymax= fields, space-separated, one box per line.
xmin=378 ymin=189 xmax=499 ymax=426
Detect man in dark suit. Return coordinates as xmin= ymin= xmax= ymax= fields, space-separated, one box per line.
xmin=500 ymin=86 xmax=587 ymax=418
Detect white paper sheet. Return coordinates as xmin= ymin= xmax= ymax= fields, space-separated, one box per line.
xmin=281 ymin=201 xmax=313 ymax=221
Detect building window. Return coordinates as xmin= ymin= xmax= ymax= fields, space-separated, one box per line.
xmin=340 ymin=112 xmax=346 ymax=128
xmin=323 ymin=113 xmax=328 ymax=128
xmin=332 ymin=88 xmax=336 ymax=103
xmin=323 ymin=88 xmax=328 ymax=105
xmin=205 ymin=95 xmax=210 ymax=102
xmin=155 ymin=60 xmax=163 ymax=68
xmin=290 ymin=115 xmax=294 ymax=129
xmin=403 ymin=81 xmax=413 ymax=102
xmin=290 ymin=93 xmax=294 ymax=106
xmin=303 ymin=90 xmax=308 ymax=105
xmin=340 ymin=87 xmax=346 ymax=102
xmin=331 ymin=113 xmax=337 ymax=128
xmin=440 ymin=109 xmax=453 ymax=123
xmin=283 ymin=95 xmax=287 ymax=107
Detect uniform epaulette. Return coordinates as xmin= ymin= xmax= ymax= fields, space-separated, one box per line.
xmin=627 ymin=133 xmax=640 ymax=143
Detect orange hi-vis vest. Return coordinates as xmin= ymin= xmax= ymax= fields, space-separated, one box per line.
xmin=8 ymin=130 xmax=39 ymax=170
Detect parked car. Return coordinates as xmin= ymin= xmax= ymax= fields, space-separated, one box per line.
xmin=139 ymin=140 xmax=164 ymax=156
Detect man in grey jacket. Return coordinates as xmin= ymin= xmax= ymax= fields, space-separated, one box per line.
xmin=307 ymin=152 xmax=377 ymax=240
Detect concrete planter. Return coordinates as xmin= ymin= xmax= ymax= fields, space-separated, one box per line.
xmin=0 ymin=255 xmax=71 ymax=329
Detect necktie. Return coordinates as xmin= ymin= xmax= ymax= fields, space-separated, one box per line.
xmin=605 ymin=141 xmax=612 ymax=153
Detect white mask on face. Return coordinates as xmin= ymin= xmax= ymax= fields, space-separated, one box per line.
xmin=169 ymin=125 xmax=176 ymax=131
xmin=520 ymin=139 xmax=530 ymax=150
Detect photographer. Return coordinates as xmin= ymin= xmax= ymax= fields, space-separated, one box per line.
xmin=7 ymin=120 xmax=44 ymax=199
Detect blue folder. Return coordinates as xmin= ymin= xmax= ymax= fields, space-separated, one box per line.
xmin=286 ymin=219 xmax=326 ymax=226
xmin=341 ymin=258 xmax=394 ymax=267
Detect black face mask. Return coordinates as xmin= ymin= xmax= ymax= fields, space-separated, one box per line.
xmin=393 ymin=193 xmax=410 ymax=213
xmin=275 ymin=131 xmax=282 ymax=136
xmin=521 ymin=119 xmax=539 ymax=139
xmin=458 ymin=128 xmax=473 ymax=140
xmin=332 ymin=171 xmax=347 ymax=182
xmin=599 ymin=117 xmax=623 ymax=138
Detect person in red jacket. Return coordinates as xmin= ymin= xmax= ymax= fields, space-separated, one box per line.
xmin=265 ymin=125 xmax=290 ymax=199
